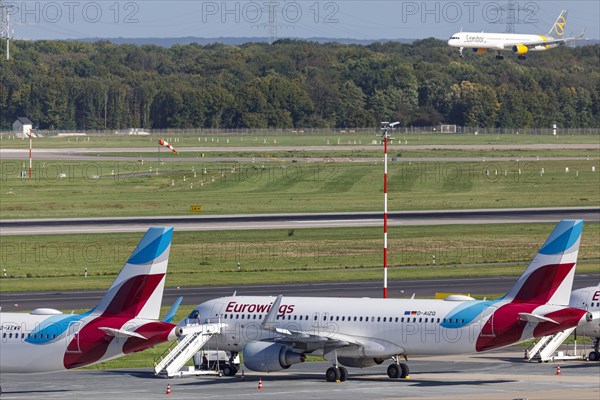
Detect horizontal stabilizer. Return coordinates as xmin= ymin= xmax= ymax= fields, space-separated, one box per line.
xmin=99 ymin=327 xmax=147 ymax=340
xmin=518 ymin=313 xmax=558 ymax=324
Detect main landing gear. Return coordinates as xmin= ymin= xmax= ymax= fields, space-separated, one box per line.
xmin=325 ymin=366 xmax=349 ymax=382
xmin=588 ymin=338 xmax=600 ymax=361
xmin=387 ymin=356 xmax=410 ymax=379
xmin=517 ymin=55 xmax=527 ymax=61
xmin=324 ymin=349 xmax=349 ymax=382
xmin=459 ymin=47 xmax=464 ymax=58
xmin=495 ymin=54 xmax=505 ymax=60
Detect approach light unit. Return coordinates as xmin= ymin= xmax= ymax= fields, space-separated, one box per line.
xmin=380 ymin=121 xmax=399 ymax=142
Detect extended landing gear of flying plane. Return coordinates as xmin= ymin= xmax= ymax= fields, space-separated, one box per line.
xmin=517 ymin=55 xmax=527 ymax=61
xmin=495 ymin=54 xmax=504 ymax=60
xmin=459 ymin=47 xmax=464 ymax=58
xmin=325 ymin=366 xmax=348 ymax=382
xmin=387 ymin=356 xmax=410 ymax=379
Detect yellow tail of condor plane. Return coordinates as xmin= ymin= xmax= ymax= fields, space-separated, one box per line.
xmin=448 ymin=9 xmax=587 ymax=60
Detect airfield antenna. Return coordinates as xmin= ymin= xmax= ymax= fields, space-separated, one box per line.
xmin=0 ymin=0 xmax=13 ymax=60
xmin=252 ymin=3 xmax=292 ymax=44
xmin=29 ymin=129 xmax=33 ymax=178
xmin=505 ymin=0 xmax=516 ymax=33
xmin=491 ymin=0 xmax=528 ymax=34
xmin=380 ymin=121 xmax=398 ymax=299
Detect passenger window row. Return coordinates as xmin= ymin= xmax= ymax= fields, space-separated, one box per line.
xmin=221 ymin=314 xmax=466 ymax=325
xmin=2 ymin=332 xmax=57 ymax=340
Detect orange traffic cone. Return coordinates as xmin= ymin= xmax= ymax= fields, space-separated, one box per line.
xmin=240 ymin=370 xmax=246 ymax=381
xmin=165 ymin=383 xmax=172 ymax=395
xmin=556 ymin=365 xmax=561 ymax=375
xmin=257 ymin=377 xmax=264 ymax=390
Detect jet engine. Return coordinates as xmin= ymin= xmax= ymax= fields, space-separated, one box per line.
xmin=338 ymin=357 xmax=386 ymax=368
xmin=472 ymin=48 xmax=488 ymax=54
xmin=242 ymin=342 xmax=305 ymax=372
xmin=512 ymin=44 xmax=529 ymax=54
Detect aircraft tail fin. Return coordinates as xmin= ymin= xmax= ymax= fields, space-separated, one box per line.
xmin=548 ymin=9 xmax=568 ymax=38
xmin=504 ymin=220 xmax=583 ymax=305
xmin=91 ymin=227 xmax=173 ymax=319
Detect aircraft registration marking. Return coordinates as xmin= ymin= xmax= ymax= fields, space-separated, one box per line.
xmin=404 ymin=311 xmax=436 ymax=316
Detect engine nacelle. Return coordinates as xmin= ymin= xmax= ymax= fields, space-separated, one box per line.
xmin=242 ymin=342 xmax=305 ymax=372
xmin=472 ymin=48 xmax=488 ymax=54
xmin=512 ymin=44 xmax=529 ymax=54
xmin=338 ymin=357 xmax=386 ymax=368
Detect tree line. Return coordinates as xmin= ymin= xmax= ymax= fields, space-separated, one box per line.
xmin=1 ymin=39 xmax=598 ymax=130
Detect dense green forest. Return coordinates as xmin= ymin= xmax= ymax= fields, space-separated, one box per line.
xmin=1 ymin=39 xmax=599 ymax=130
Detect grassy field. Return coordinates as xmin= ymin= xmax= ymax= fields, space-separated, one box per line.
xmin=1 ymin=132 xmax=598 ymax=149
xmin=2 ymin=223 xmax=598 ymax=292
xmin=1 ymin=159 xmax=598 ymax=219
xmin=99 ymin=148 xmax=597 ymax=159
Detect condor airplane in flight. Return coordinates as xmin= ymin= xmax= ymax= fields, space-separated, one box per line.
xmin=182 ymin=220 xmax=592 ymax=381
xmin=0 ymin=227 xmax=179 ymax=380
xmin=448 ymin=9 xmax=585 ymax=60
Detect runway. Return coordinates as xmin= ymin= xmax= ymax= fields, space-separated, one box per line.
xmin=1 ymin=351 xmax=599 ymax=399
xmin=1 ymin=144 xmax=597 ymax=163
xmin=2 ymin=274 xmax=598 ymax=312
xmin=1 ymin=207 xmax=598 ymax=235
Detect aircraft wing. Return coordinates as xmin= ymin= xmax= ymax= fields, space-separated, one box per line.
xmin=271 ymin=326 xmax=405 ymax=356
xmin=518 ymin=34 xmax=587 ymax=49
xmin=262 ymin=295 xmax=405 ymax=356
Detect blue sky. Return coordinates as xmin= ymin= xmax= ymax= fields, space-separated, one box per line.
xmin=3 ymin=1 xmax=599 ymax=40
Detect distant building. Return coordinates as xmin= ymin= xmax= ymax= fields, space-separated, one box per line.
xmin=13 ymin=117 xmax=33 ymax=138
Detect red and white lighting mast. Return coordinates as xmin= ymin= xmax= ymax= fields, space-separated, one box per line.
xmin=381 ymin=121 xmax=398 ymax=299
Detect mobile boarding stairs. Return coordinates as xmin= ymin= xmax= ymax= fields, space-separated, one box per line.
xmin=154 ymin=321 xmax=232 ymax=378
xmin=525 ymin=327 xmax=586 ymax=362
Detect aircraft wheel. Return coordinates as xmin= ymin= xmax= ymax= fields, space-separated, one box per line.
xmin=326 ymin=367 xmax=341 ymax=382
xmin=387 ymin=363 xmax=401 ymax=379
xmin=222 ymin=364 xmax=237 ymax=376
xmin=400 ymin=363 xmax=410 ymax=378
xmin=338 ymin=366 xmax=348 ymax=382
xmin=589 ymin=351 xmax=600 ymax=361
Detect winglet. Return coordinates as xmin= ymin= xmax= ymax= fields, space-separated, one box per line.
xmin=261 ymin=295 xmax=283 ymax=330
xmin=162 ymin=296 xmax=183 ymax=323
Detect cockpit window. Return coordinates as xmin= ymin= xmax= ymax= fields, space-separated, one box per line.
xmin=188 ymin=310 xmax=200 ymax=319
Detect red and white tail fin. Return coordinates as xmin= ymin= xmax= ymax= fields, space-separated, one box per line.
xmin=91 ymin=227 xmax=173 ymax=319
xmin=504 ymin=220 xmax=583 ymax=305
